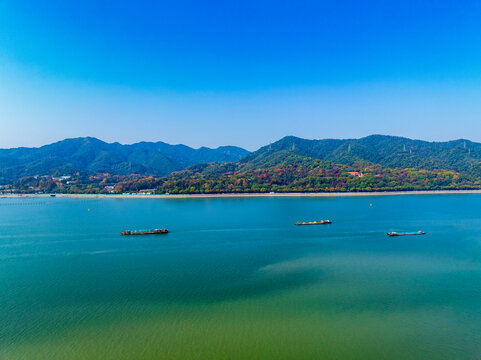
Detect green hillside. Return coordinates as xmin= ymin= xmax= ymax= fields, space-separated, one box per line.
xmin=7 ymin=135 xmax=481 ymax=194
xmin=242 ymin=135 xmax=481 ymax=174
xmin=0 ymin=137 xmax=249 ymax=183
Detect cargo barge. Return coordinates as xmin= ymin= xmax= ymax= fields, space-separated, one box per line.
xmin=121 ymin=229 xmax=168 ymax=235
xmin=387 ymin=231 xmax=425 ymax=236
xmin=295 ymin=220 xmax=332 ymax=225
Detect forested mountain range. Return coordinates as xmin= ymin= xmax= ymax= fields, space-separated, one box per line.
xmin=241 ymin=135 xmax=481 ymax=175
xmin=0 ymin=137 xmax=248 ymax=183
xmin=5 ymin=135 xmax=481 ymax=193
xmin=156 ymin=135 xmax=481 ymax=194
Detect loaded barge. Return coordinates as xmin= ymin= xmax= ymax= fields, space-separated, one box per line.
xmin=121 ymin=229 xmax=168 ymax=236
xmin=387 ymin=231 xmax=425 ymax=237
xmin=295 ymin=220 xmax=332 ymax=225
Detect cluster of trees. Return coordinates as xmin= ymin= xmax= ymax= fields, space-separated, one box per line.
xmin=13 ymin=173 xmax=149 ymax=194
xmin=157 ymin=157 xmax=480 ymax=194
xmin=11 ymin=155 xmax=481 ymax=195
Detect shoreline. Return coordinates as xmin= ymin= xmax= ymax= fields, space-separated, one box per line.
xmin=2 ymin=189 xmax=481 ymax=199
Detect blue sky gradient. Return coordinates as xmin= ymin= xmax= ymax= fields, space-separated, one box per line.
xmin=1 ymin=0 xmax=481 ymax=149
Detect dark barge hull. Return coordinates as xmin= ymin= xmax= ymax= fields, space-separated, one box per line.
xmin=387 ymin=231 xmax=426 ymax=236
xmin=121 ymin=229 xmax=168 ymax=235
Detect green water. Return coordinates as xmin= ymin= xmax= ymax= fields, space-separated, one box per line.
xmin=1 ymin=195 xmax=480 ymax=359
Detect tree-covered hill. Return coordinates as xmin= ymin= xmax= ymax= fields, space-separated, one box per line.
xmin=241 ymin=135 xmax=481 ymax=175
xmin=0 ymin=137 xmax=249 ymax=183
xmin=151 ymin=135 xmax=481 ymax=194
xmin=154 ymin=151 xmax=480 ymax=194
xmin=6 ymin=135 xmax=481 ymax=194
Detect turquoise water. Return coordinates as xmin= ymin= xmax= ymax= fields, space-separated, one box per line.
xmin=1 ymin=195 xmax=481 ymax=359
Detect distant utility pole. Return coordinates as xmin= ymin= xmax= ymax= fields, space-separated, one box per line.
xmin=348 ymin=144 xmax=351 ymax=153
xmin=403 ymin=144 xmax=406 ymax=152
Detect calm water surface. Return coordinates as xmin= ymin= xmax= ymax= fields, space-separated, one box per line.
xmin=1 ymin=195 xmax=481 ymax=359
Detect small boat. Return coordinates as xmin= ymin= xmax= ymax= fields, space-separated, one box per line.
xmin=295 ymin=220 xmax=332 ymax=225
xmin=121 ymin=229 xmax=168 ymax=236
xmin=387 ymin=231 xmax=426 ymax=236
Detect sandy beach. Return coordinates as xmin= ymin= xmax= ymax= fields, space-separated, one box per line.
xmin=2 ymin=190 xmax=481 ymax=199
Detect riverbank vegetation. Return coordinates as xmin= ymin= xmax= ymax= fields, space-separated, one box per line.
xmin=9 ymin=154 xmax=481 ymax=195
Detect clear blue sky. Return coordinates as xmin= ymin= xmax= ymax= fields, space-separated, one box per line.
xmin=1 ymin=0 xmax=481 ymax=150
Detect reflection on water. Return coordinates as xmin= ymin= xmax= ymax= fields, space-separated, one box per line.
xmin=1 ymin=195 xmax=481 ymax=359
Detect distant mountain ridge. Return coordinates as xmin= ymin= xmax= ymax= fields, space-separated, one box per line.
xmin=241 ymin=135 xmax=481 ymax=174
xmin=3 ymin=134 xmax=481 ymax=185
xmin=0 ymin=137 xmax=249 ymax=183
